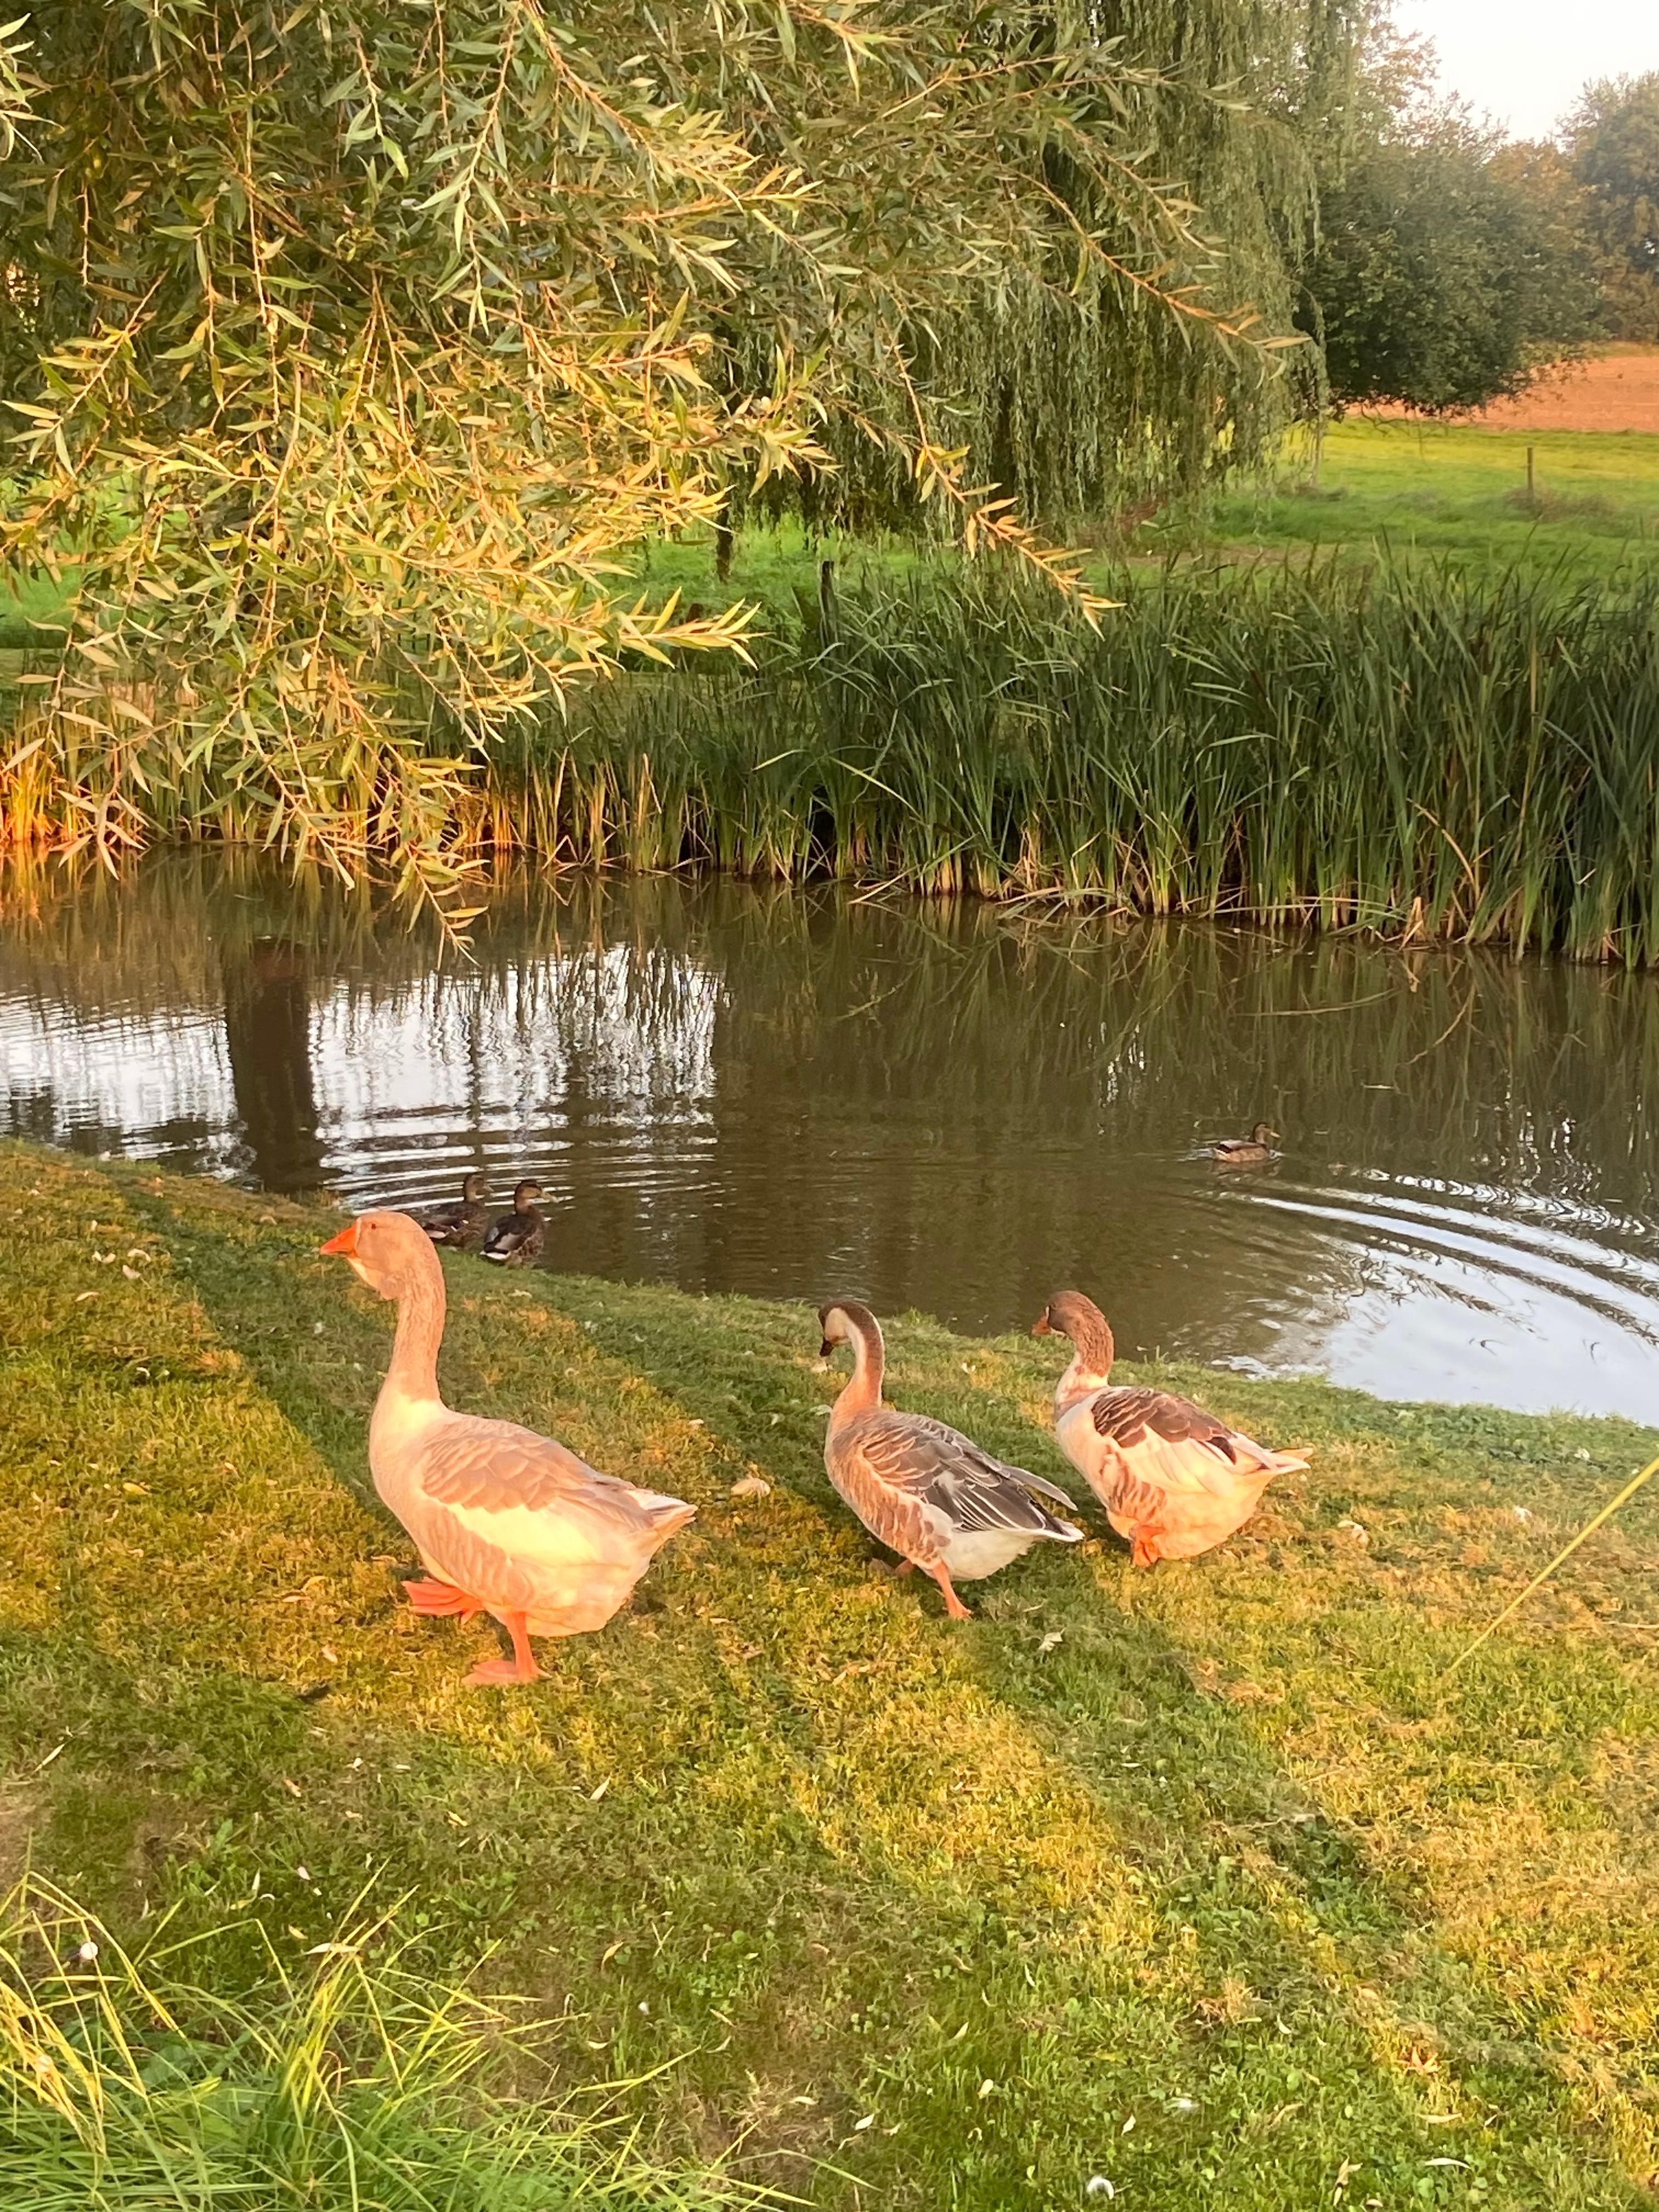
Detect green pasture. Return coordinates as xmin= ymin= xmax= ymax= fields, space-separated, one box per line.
xmin=634 ymin=424 xmax=1659 ymax=607
xmin=1156 ymin=421 xmax=1659 ymax=579
xmin=1 ymin=1142 xmax=1655 ymax=2206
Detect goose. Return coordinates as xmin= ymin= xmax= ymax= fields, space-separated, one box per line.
xmin=1210 ymin=1121 xmax=1279 ymax=1166
xmin=319 ymin=1210 xmax=694 ymax=1683
xmin=483 ymin=1180 xmax=545 ymax=1266
xmin=422 ymin=1171 xmax=490 ymax=1248
xmin=1033 ymin=1289 xmax=1307 ymax=1566
xmin=817 ymin=1299 xmax=1083 ymax=1619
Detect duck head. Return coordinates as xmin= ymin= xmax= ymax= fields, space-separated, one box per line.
xmin=511 ymin=1180 xmax=545 ymax=1211
xmin=320 ymin=1210 xmax=438 ymax=1300
xmin=1032 ymin=1289 xmax=1116 ymax=1380
xmin=462 ymin=1171 xmax=488 ymax=1200
xmin=1251 ymin=1122 xmax=1280 ymax=1147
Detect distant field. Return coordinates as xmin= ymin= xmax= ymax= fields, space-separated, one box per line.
xmin=1370 ymin=345 xmax=1659 ymax=433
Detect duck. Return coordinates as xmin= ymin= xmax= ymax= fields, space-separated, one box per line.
xmin=319 ymin=1210 xmax=695 ymax=1683
xmin=1032 ymin=1290 xmax=1307 ymax=1567
xmin=1209 ymin=1121 xmax=1279 ymax=1166
xmin=482 ymin=1180 xmax=545 ymax=1266
xmin=422 ymin=1171 xmax=490 ymax=1248
xmin=817 ymin=1299 xmax=1084 ymax=1619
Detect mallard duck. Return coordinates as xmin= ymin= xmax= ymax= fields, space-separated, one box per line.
xmin=1210 ymin=1121 xmax=1279 ymax=1165
xmin=817 ymin=1300 xmax=1083 ymax=1619
xmin=319 ymin=1211 xmax=694 ymax=1683
xmin=1032 ymin=1290 xmax=1307 ymax=1567
xmin=482 ymin=1181 xmax=545 ymax=1266
xmin=422 ymin=1171 xmax=490 ymax=1248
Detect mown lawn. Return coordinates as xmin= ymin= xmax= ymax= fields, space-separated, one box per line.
xmin=1164 ymin=421 xmax=1659 ymax=579
xmin=1 ymin=1139 xmax=1656 ymax=2208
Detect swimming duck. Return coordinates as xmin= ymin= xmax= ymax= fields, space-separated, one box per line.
xmin=319 ymin=1210 xmax=694 ymax=1683
xmin=483 ymin=1180 xmax=545 ymax=1266
xmin=818 ymin=1299 xmax=1083 ymax=1619
xmin=1210 ymin=1121 xmax=1279 ymax=1165
xmin=422 ymin=1171 xmax=490 ymax=1248
xmin=1033 ymin=1290 xmax=1307 ymax=1567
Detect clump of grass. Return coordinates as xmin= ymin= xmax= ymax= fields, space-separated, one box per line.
xmin=0 ymin=1874 xmax=780 ymax=2210
xmin=475 ymin=559 xmax=1659 ymax=962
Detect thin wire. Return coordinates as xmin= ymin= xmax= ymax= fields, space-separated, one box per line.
xmin=1438 ymin=1452 xmax=1659 ymax=1681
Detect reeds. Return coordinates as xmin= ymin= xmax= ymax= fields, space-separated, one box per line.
xmin=7 ymin=558 xmax=1659 ymax=961
xmin=0 ymin=1874 xmax=781 ymax=2209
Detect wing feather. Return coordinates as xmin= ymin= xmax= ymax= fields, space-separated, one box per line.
xmin=845 ymin=1410 xmax=1080 ymax=1538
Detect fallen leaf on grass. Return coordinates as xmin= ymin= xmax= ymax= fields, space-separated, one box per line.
xmin=730 ymin=1475 xmax=771 ymax=1498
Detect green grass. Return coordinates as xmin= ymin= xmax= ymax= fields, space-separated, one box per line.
xmin=1 ymin=1139 xmax=1657 ymax=2206
xmin=624 ymin=426 xmax=1659 ymax=610
xmin=1167 ymin=422 xmax=1659 ymax=581
xmin=0 ymin=1875 xmax=777 ymax=2210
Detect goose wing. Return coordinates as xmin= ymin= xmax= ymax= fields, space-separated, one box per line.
xmin=403 ymin=1414 xmax=692 ymax=1618
xmin=417 ymin=1415 xmax=690 ymax=1531
xmin=1092 ymin=1387 xmax=1306 ymax=1500
xmin=844 ymin=1409 xmax=1080 ymax=1538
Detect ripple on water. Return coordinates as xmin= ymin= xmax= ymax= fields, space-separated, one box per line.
xmin=3 ymin=859 xmax=1658 ymax=1424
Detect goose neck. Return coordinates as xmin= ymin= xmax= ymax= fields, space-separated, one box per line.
xmin=385 ymin=1262 xmax=447 ymax=1406
xmin=832 ymin=1318 xmax=884 ymax=1423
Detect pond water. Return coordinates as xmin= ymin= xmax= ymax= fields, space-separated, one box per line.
xmin=4 ymin=854 xmax=1658 ymax=1424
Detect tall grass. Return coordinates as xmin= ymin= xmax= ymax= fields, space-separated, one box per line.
xmin=7 ymin=559 xmax=1659 ymax=960
xmin=0 ymin=1875 xmax=783 ymax=2210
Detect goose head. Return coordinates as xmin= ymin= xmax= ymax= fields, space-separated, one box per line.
xmin=817 ymin=1298 xmax=882 ymax=1363
xmin=1032 ymin=1289 xmax=1116 ymax=1378
xmin=320 ymin=1210 xmax=440 ymax=1301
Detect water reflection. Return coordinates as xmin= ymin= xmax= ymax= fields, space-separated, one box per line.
xmin=2 ymin=851 xmax=1657 ymax=1421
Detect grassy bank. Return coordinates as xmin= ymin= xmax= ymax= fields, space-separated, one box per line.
xmin=1 ymin=1141 xmax=1656 ymax=2206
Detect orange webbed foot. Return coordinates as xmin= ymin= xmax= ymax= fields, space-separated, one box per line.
xmin=404 ymin=1577 xmax=485 ymax=1622
xmin=1129 ymin=1527 xmax=1164 ymax=1570
xmin=465 ymin=1612 xmax=541 ymax=1686
xmin=465 ymin=1654 xmax=543 ymax=1686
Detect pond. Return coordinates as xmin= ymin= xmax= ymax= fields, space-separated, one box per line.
xmin=4 ymin=853 xmax=1658 ymax=1423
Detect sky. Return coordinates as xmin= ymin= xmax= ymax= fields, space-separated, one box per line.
xmin=1392 ymin=0 xmax=1657 ymax=139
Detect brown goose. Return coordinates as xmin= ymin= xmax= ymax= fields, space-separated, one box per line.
xmin=1210 ymin=1121 xmax=1279 ymax=1166
xmin=320 ymin=1210 xmax=694 ymax=1683
xmin=1033 ymin=1289 xmax=1307 ymax=1567
xmin=817 ymin=1300 xmax=1083 ymax=1619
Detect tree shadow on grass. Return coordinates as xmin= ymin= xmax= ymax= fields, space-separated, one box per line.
xmin=93 ymin=1170 xmax=1652 ymax=2210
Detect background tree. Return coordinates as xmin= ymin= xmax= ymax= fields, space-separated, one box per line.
xmin=1301 ymin=114 xmax=1600 ymax=414
xmin=1567 ymin=72 xmax=1659 ymax=344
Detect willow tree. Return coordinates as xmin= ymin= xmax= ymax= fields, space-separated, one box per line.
xmin=0 ymin=1 xmax=1353 ymax=898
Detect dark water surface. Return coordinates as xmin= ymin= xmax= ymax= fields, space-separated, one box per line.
xmin=5 ymin=854 xmax=1659 ymax=1422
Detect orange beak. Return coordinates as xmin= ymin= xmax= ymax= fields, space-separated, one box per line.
xmin=319 ymin=1221 xmax=359 ymax=1258
xmin=1031 ymin=1312 xmax=1052 ymax=1336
